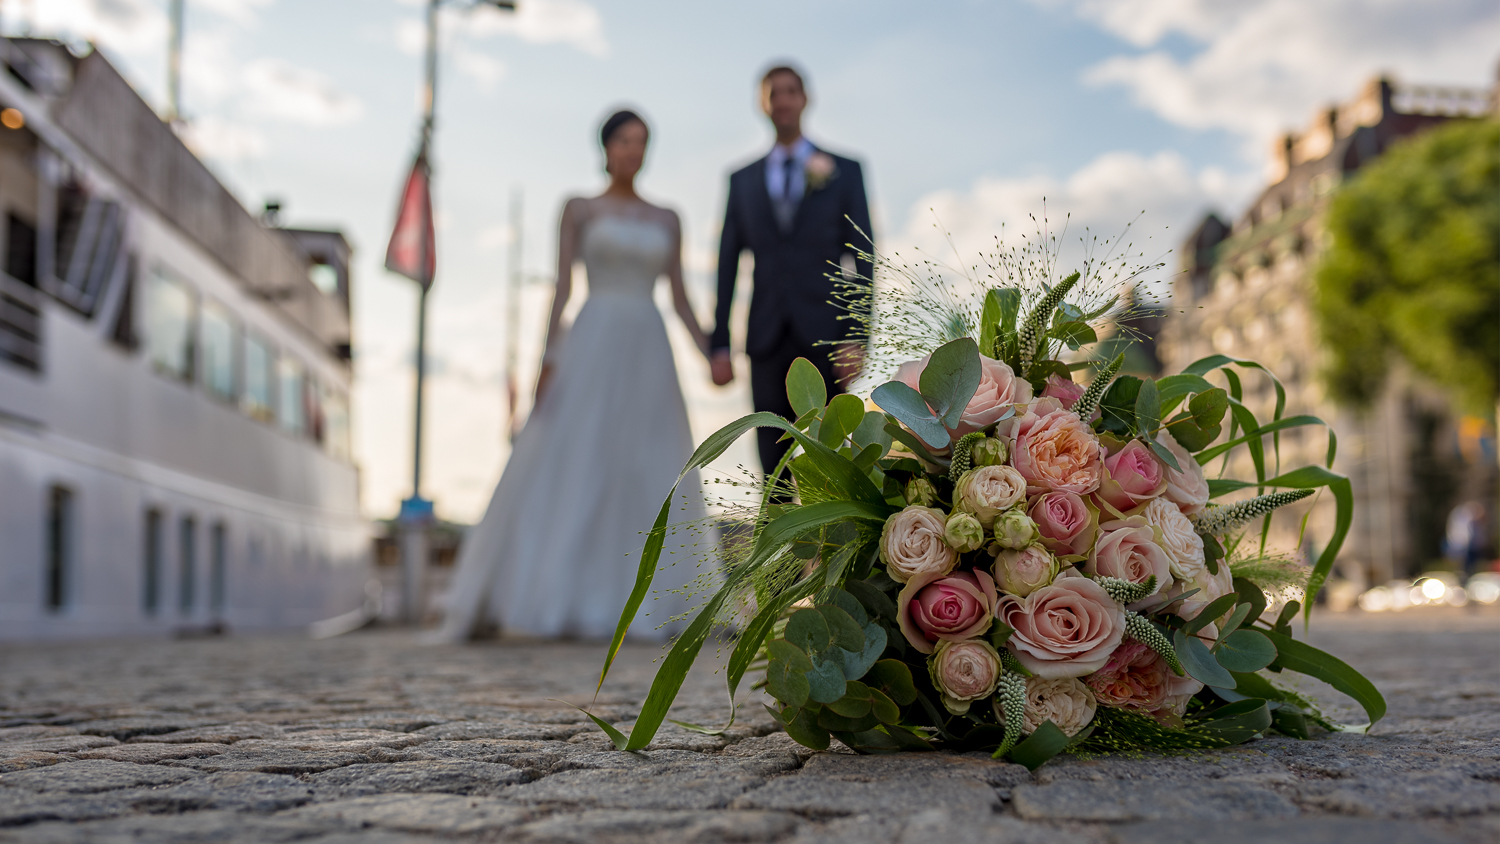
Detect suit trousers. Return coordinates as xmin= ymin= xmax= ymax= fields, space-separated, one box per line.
xmin=750 ymin=339 xmax=843 ymax=482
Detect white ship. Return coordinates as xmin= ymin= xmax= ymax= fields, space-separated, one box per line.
xmin=0 ymin=38 xmax=372 ymax=640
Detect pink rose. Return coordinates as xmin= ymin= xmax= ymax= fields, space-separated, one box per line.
xmin=1007 ymin=398 xmax=1106 ymax=497
xmin=880 ymin=506 xmax=959 ymax=583
xmin=1029 ymin=491 xmax=1099 ymax=558
xmin=929 ymin=639 xmax=1003 ymax=715
xmin=997 ymin=571 xmax=1126 ymax=678
xmin=1095 ymin=440 xmax=1167 ymax=516
xmin=1163 ymin=558 xmax=1235 ymax=622
xmin=1160 ymin=430 xmax=1210 ymax=516
xmin=1086 ymin=516 xmax=1173 ymax=598
xmin=1084 ymin=640 xmax=1171 ymax=712
xmin=892 ymin=354 xmax=1032 ymax=443
xmin=898 ymin=570 xmax=998 ymax=654
xmin=1041 ymin=374 xmax=1086 ymax=410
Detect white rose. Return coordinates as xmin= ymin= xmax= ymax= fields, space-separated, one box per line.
xmin=880 ymin=506 xmax=959 ymax=583
xmin=1018 ymin=676 xmax=1097 ymax=737
xmin=954 ymin=465 xmax=1027 ymax=528
xmin=1143 ymin=497 xmax=1207 ymax=582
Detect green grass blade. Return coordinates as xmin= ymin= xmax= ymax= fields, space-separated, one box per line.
xmin=1263 ymin=630 xmax=1385 ymax=727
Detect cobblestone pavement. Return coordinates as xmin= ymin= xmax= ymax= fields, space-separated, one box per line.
xmin=1 ymin=608 xmax=1497 ymax=843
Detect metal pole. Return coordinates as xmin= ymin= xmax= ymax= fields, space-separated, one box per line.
xmin=166 ymin=0 xmax=184 ymax=122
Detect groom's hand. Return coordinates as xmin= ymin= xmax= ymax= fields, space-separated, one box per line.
xmin=710 ymin=349 xmax=734 ymax=386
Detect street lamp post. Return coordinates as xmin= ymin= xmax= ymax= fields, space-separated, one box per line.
xmin=397 ymin=0 xmax=516 ymax=626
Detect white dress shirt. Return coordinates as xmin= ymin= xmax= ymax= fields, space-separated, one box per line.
xmin=765 ymin=136 xmax=816 ymax=204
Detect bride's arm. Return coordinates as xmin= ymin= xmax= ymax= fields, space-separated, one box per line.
xmin=537 ymin=198 xmax=581 ymax=401
xmin=665 ymin=210 xmax=710 ymax=358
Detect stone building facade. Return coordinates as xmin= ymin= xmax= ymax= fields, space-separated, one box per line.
xmin=1156 ymin=76 xmax=1496 ymax=591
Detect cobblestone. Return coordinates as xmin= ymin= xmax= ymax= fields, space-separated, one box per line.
xmin=0 ymin=607 xmax=1494 ymax=842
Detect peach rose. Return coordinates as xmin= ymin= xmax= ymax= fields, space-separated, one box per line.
xmin=997 ymin=571 xmax=1126 ymax=678
xmin=880 ymin=506 xmax=959 ymax=583
xmin=1084 ymin=640 xmax=1171 ymax=712
xmin=954 ymin=465 xmax=1027 ymax=528
xmin=929 ymin=639 xmax=1003 ymax=715
xmin=1086 ymin=516 xmax=1173 ymax=597
xmin=892 ymin=353 xmax=1032 ymax=442
xmin=1095 ymin=439 xmax=1167 ymax=516
xmin=1029 ymin=491 xmax=1099 ymax=558
xmin=898 ymin=570 xmax=998 ymax=653
xmin=1018 ymin=676 xmax=1097 ymax=736
xmin=1008 ymin=398 xmax=1106 ymax=497
xmin=1142 ymin=497 xmax=1206 ymax=582
xmin=1160 ymin=430 xmax=1210 ymax=515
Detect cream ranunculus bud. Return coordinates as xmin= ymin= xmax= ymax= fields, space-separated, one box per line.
xmin=971 ymin=437 xmax=1009 ymax=467
xmin=944 ymin=511 xmax=985 ymax=553
xmin=992 ymin=544 xmax=1060 ymax=597
xmin=905 ymin=477 xmax=939 ymax=507
xmin=992 ymin=507 xmax=1040 ymax=550
xmin=953 ymin=465 xmax=1027 ymax=528
xmin=1017 ymin=676 xmax=1096 ymax=736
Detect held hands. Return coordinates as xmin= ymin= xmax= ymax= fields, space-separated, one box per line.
xmin=710 ymin=349 xmax=734 ymax=386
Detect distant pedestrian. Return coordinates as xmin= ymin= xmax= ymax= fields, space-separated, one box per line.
xmin=1444 ymin=500 xmax=1488 ymax=581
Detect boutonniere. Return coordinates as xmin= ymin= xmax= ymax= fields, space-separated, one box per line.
xmin=805 ymin=152 xmax=838 ymax=191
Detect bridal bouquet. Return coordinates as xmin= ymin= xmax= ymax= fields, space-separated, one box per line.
xmin=590 ymin=240 xmax=1382 ymax=768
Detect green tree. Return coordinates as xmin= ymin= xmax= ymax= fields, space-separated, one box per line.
xmin=1313 ymin=118 xmax=1500 ymax=416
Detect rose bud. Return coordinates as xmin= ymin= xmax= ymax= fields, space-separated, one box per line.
xmin=1041 ymin=374 xmax=1087 ymax=411
xmin=905 ymin=477 xmax=939 ymax=507
xmin=954 ymin=465 xmax=1027 ymax=528
xmin=992 ymin=544 xmax=1059 ymax=597
xmin=992 ymin=507 xmax=1040 ymax=550
xmin=929 ymin=639 xmax=1003 ymax=715
xmin=944 ymin=511 xmax=985 ymax=553
xmin=971 ymin=437 xmax=1009 ymax=467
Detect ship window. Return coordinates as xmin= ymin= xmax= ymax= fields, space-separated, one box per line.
xmin=53 ymin=184 xmax=125 ymax=317
xmin=44 ymin=486 xmax=73 ymax=611
xmin=309 ymin=261 xmax=339 ymax=296
xmin=144 ymin=508 xmax=162 ymax=615
xmin=242 ymin=333 xmax=274 ymax=421
xmin=201 ymin=300 xmax=236 ymax=401
xmin=179 ymin=515 xmax=197 ymax=614
xmin=4 ymin=212 xmax=37 ymax=287
xmin=324 ymin=386 xmax=351 ymax=462
xmin=277 ymin=357 xmax=304 ymax=435
xmin=147 ymin=269 xmax=195 ymax=381
xmin=305 ymin=375 xmax=324 ymax=443
xmin=209 ymin=521 xmax=227 ymax=615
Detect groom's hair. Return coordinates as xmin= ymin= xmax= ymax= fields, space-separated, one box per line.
xmin=760 ymin=64 xmax=806 ymax=95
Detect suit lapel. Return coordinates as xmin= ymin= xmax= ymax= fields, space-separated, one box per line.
xmin=747 ymin=157 xmax=784 ymax=241
xmin=788 ymin=145 xmax=836 ymax=237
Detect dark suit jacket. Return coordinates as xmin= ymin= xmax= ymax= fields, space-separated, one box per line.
xmin=710 ymin=148 xmax=873 ymax=360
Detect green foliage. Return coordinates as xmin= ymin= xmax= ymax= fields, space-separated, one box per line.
xmin=1313 ymin=118 xmax=1500 ymax=415
xmin=1263 ymin=630 xmax=1386 ymax=726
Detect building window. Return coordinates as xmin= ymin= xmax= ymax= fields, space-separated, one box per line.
xmin=109 ymin=256 xmax=139 ymax=351
xmin=45 ymin=486 xmax=73 ymax=611
xmin=210 ymin=521 xmax=227 ymax=615
xmin=147 ymin=269 xmax=195 ymax=380
xmin=324 ymin=386 xmax=351 ymax=462
xmin=179 ymin=515 xmax=196 ymax=614
xmin=5 ymin=213 xmax=37 ymax=287
xmin=144 ymin=509 xmax=163 ymax=614
xmin=305 ymin=375 xmax=324 ymax=443
xmin=242 ymin=333 xmax=275 ymax=421
xmin=277 ymin=356 xmax=304 ymax=435
xmin=201 ymin=299 xmax=236 ymax=401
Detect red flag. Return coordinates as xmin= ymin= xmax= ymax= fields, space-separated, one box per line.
xmin=384 ymin=148 xmax=436 ymax=289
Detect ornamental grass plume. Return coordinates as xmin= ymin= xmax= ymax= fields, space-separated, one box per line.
xmin=1191 ymin=489 xmax=1315 ymax=536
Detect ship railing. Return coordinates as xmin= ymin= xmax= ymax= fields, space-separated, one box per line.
xmin=0 ymin=271 xmax=42 ymax=372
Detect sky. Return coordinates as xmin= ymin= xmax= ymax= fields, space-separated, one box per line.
xmin=14 ymin=0 xmax=1499 ymax=522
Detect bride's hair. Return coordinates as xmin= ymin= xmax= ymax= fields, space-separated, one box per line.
xmin=600 ymin=109 xmax=648 ymax=149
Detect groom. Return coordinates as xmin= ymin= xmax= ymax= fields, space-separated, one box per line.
xmin=709 ymin=64 xmax=874 ymax=478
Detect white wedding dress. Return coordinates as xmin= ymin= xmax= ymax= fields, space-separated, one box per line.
xmin=437 ymin=215 xmax=705 ymax=642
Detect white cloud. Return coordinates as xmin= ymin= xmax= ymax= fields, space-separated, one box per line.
xmin=1045 ymin=0 xmax=1500 ymax=150
xmin=467 ymin=0 xmax=609 ymax=58
xmin=240 ymin=57 xmax=364 ymax=126
xmin=894 ymin=150 xmax=1256 ymax=293
xmin=20 ymin=0 xmax=165 ymax=53
xmin=193 ymin=0 xmax=276 ymax=26
xmin=453 ymin=45 xmax=507 ymax=92
xmin=177 ymin=115 xmax=268 ymax=162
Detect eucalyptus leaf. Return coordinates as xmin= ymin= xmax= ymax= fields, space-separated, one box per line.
xmin=1215 ymin=602 xmax=1253 ymax=648
xmin=1214 ymin=629 xmax=1277 ymax=672
xmin=919 ymin=337 xmax=983 ymax=429
xmin=780 ymin=705 xmax=831 ymax=751
xmin=868 ymin=687 xmax=902 ymax=724
xmin=1148 ymin=438 xmax=1182 ymax=472
xmin=867 ymin=659 xmax=918 ymax=705
xmin=818 ymin=605 xmax=867 ymax=653
xmin=817 ymin=708 xmax=881 ymax=733
xmin=852 ymin=411 xmax=894 ymax=454
xmin=846 ymin=580 xmax=898 ymax=622
xmin=872 ymin=382 xmax=950 ymax=450
xmin=806 ymin=656 xmax=849 ymax=704
xmin=1135 ymin=378 xmax=1161 ymax=435
xmin=1174 ymin=630 xmax=1236 ymax=688
xmin=1183 ymin=594 xmax=1238 ymax=635
xmin=1189 ymin=387 xmax=1230 ymax=428
xmin=821 ymin=394 xmax=867 ymax=447
xmin=828 ymin=589 xmax=869 ymax=627
xmin=786 ymin=609 xmax=831 ymax=655
xmin=838 ymin=622 xmax=887 ymax=681
xmin=825 ymin=682 xmax=874 ymax=718
xmin=787 ymin=358 xmax=827 ymax=418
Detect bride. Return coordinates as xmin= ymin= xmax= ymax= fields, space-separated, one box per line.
xmin=437 ymin=109 xmax=711 ymax=642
